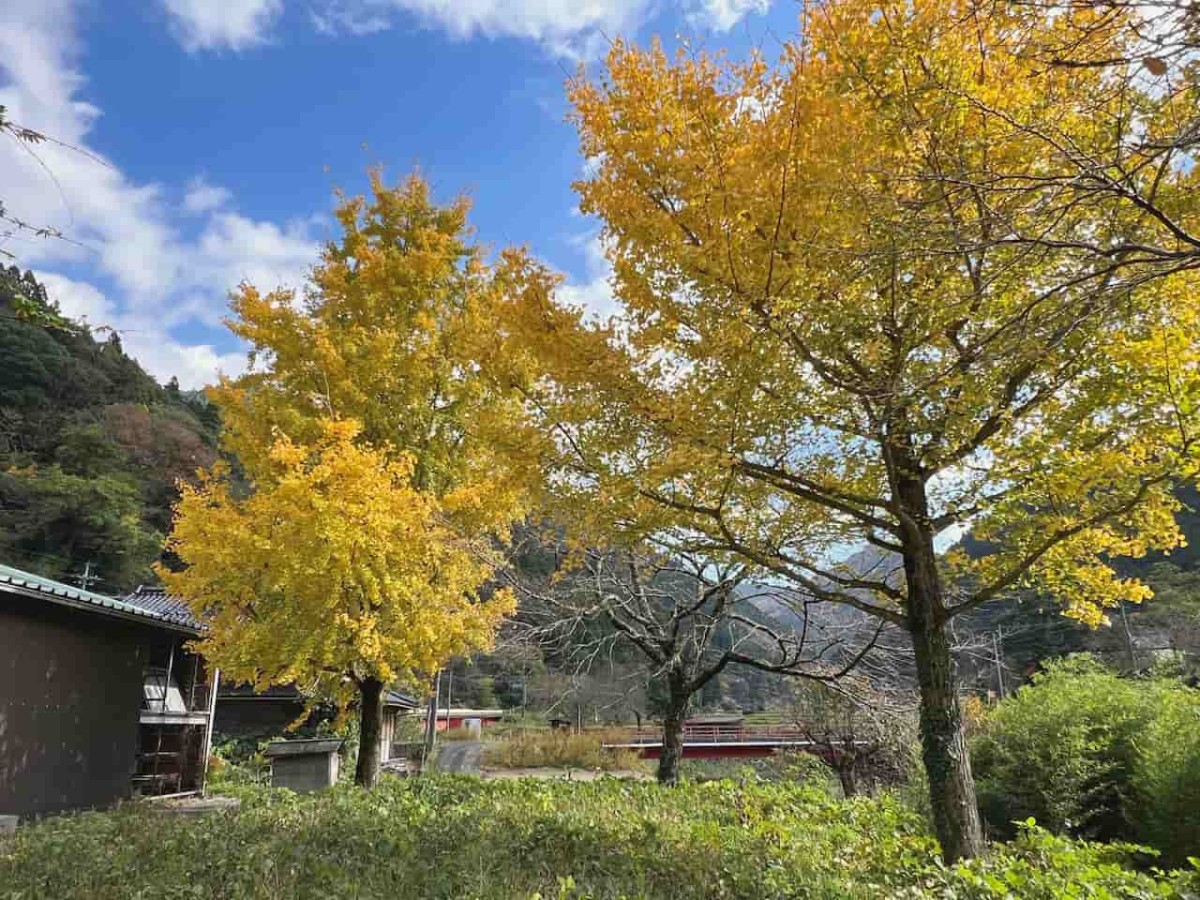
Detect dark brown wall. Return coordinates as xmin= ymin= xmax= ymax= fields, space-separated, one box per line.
xmin=213 ymin=698 xmax=311 ymax=744
xmin=0 ymin=590 xmax=177 ymax=818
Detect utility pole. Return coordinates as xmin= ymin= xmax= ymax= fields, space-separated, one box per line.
xmin=423 ymin=670 xmax=441 ymax=769
xmin=72 ymin=561 xmax=96 ymax=591
xmin=521 ymin=659 xmax=528 ymax=718
xmin=444 ymin=668 xmax=453 ymax=731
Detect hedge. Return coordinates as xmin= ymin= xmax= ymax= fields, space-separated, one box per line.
xmin=2 ymin=776 xmax=1196 ymax=899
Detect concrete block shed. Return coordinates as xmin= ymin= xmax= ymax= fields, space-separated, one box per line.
xmin=264 ymin=739 xmax=344 ymax=792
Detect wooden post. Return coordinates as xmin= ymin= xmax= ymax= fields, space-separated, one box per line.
xmin=162 ymin=644 xmax=175 ymax=712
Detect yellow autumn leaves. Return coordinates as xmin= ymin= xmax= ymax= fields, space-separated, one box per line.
xmin=160 ymin=0 xmax=1200 ymax=710
xmin=160 ymin=173 xmax=533 ymax=700
xmin=161 ymin=421 xmax=514 ymax=698
xmin=530 ymin=0 xmax=1200 ymax=627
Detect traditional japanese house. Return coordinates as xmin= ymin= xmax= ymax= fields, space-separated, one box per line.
xmin=0 ymin=565 xmax=217 ymax=820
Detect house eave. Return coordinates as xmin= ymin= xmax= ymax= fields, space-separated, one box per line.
xmin=1 ymin=580 xmax=202 ymax=636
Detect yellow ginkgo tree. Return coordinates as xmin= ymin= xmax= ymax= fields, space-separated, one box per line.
xmin=162 ymin=172 xmax=534 ymax=787
xmin=497 ymin=0 xmax=1200 ymax=859
xmin=161 ymin=421 xmax=513 ymax=785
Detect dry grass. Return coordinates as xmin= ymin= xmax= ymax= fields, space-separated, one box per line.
xmin=482 ymin=728 xmax=646 ymax=772
xmin=438 ymin=726 xmax=485 ymax=742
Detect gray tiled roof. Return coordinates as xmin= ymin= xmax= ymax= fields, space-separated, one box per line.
xmin=123 ymin=585 xmax=203 ymax=630
xmin=385 ymin=689 xmax=420 ymax=709
xmin=0 ymin=563 xmax=199 ymax=633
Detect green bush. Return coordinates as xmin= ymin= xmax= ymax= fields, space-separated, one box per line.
xmin=682 ymin=750 xmax=841 ymax=795
xmin=972 ymin=656 xmax=1153 ymax=841
xmin=1131 ymin=686 xmax=1200 ymax=866
xmin=1 ymin=777 xmax=1194 ymax=899
xmin=926 ymin=822 xmax=1198 ymax=900
xmin=972 ymin=654 xmax=1200 ymax=864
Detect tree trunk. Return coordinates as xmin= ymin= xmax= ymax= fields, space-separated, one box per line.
xmin=835 ymin=756 xmax=858 ymax=798
xmin=657 ymin=677 xmax=689 ymax=786
xmin=355 ymin=676 xmax=384 ymax=788
xmin=897 ymin=470 xmax=984 ymax=861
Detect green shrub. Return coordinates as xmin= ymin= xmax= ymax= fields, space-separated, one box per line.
xmin=1 ymin=777 xmax=1193 ymax=899
xmin=682 ymin=750 xmax=840 ymax=795
xmin=1131 ymin=686 xmax=1200 ymax=866
xmin=972 ymin=654 xmax=1200 ymax=866
xmin=972 ymin=656 xmax=1158 ymax=841
xmin=926 ymin=822 xmax=1198 ymax=900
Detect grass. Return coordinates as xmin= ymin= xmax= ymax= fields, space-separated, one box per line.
xmin=1 ymin=777 xmax=1196 ymax=899
xmin=482 ymin=727 xmax=646 ymax=771
xmin=438 ymin=725 xmax=485 ymax=741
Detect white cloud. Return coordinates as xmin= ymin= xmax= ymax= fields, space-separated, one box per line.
xmin=31 ymin=273 xmax=249 ymax=387
xmin=35 ymin=271 xmax=113 ymax=324
xmin=1 ymin=0 xmax=318 ymax=388
xmin=160 ymin=0 xmax=283 ymax=52
xmin=155 ymin=0 xmax=771 ymax=56
xmin=122 ymin=335 xmax=249 ymax=390
xmin=689 ymin=0 xmax=769 ymax=31
xmin=558 ymin=232 xmax=620 ymax=321
xmin=308 ymin=0 xmax=771 ymax=54
xmin=182 ymin=177 xmax=232 ymax=214
xmin=315 ymin=0 xmax=645 ymax=46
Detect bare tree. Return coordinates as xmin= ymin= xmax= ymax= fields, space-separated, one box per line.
xmin=787 ymin=677 xmax=917 ymax=797
xmin=513 ymin=544 xmax=886 ymax=785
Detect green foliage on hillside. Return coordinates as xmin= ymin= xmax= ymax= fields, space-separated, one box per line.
xmin=0 ymin=266 xmax=219 ymax=590
xmin=972 ymin=656 xmax=1200 ymax=865
xmin=1 ymin=777 xmax=1195 ymax=899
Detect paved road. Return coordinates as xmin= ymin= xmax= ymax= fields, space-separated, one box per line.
xmin=434 ymin=741 xmax=482 ymax=774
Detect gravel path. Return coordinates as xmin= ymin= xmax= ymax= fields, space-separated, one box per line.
xmin=434 ymin=741 xmax=482 ymax=774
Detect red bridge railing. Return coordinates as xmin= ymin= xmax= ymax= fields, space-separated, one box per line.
xmin=620 ymin=724 xmax=812 ymax=745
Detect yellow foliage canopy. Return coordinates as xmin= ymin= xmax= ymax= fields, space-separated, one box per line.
xmin=499 ymin=0 xmax=1200 ymax=628
xmin=161 ymin=173 xmax=532 ymax=698
xmin=162 ymin=421 xmax=514 ymax=699
xmin=211 ymin=171 xmax=539 ymax=531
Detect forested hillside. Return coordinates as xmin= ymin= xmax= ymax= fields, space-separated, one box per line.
xmin=0 ymin=266 xmax=220 ymax=592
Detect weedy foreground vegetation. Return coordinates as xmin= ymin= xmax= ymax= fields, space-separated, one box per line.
xmin=2 ymin=777 xmax=1198 ymax=900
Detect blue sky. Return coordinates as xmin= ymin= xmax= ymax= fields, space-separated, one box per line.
xmin=1 ymin=0 xmax=800 ymax=386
